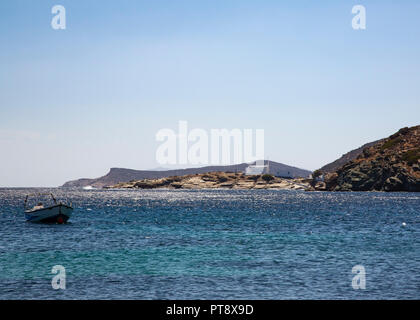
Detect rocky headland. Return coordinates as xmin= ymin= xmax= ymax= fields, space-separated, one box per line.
xmin=316 ymin=126 xmax=420 ymax=192
xmin=107 ymin=172 xmax=312 ymax=190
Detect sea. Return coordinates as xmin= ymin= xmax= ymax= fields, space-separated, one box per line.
xmin=0 ymin=188 xmax=419 ymax=299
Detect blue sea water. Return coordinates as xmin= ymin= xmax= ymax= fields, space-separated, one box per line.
xmin=0 ymin=188 xmax=419 ymax=300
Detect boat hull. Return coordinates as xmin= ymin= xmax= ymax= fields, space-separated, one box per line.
xmin=25 ymin=204 xmax=73 ymax=223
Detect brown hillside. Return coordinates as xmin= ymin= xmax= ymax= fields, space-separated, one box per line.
xmin=323 ymin=126 xmax=420 ymax=192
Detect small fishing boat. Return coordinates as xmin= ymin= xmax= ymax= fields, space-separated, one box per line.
xmin=24 ymin=193 xmax=73 ymax=223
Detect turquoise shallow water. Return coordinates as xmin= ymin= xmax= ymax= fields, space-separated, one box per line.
xmin=0 ymin=188 xmax=419 ymax=299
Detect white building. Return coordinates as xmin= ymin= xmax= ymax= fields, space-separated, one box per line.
xmin=244 ymin=161 xmax=270 ymax=175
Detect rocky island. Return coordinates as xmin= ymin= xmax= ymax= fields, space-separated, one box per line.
xmin=62 ymin=161 xmax=311 ymax=188
xmin=107 ymin=172 xmax=312 ymax=190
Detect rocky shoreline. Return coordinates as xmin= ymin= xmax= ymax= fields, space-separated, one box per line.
xmin=106 ymin=171 xmax=312 ymax=190
xmin=66 ymin=126 xmax=419 ymax=192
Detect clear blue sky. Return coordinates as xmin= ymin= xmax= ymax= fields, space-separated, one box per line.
xmin=1 ymin=0 xmax=419 ymax=187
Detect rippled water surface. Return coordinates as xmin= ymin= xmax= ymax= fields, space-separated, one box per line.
xmin=0 ymin=188 xmax=419 ymax=299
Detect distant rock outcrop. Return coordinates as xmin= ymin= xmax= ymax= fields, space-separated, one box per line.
xmin=62 ymin=161 xmax=311 ymax=188
xmin=107 ymin=172 xmax=312 ymax=190
xmin=321 ymin=126 xmax=420 ymax=192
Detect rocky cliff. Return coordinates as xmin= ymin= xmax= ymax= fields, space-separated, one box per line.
xmin=321 ymin=126 xmax=420 ymax=192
